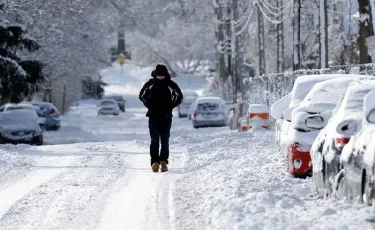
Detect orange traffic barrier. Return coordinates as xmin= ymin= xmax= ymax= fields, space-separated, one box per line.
xmin=248 ymin=104 xmax=269 ymax=129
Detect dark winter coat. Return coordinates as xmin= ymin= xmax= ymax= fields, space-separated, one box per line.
xmin=139 ymin=67 xmax=183 ymax=119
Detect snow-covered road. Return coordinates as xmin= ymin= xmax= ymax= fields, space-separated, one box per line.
xmin=0 ymin=63 xmax=375 ymax=229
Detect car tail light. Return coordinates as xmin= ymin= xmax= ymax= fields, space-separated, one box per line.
xmin=193 ymin=113 xmax=197 ymax=119
xmin=335 ymin=137 xmax=350 ymax=148
xmin=50 ymin=108 xmax=57 ymax=116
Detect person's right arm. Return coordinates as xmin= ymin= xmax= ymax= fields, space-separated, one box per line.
xmin=139 ymin=79 xmax=153 ymax=108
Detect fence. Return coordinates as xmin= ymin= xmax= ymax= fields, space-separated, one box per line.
xmin=243 ymin=63 xmax=375 ymax=109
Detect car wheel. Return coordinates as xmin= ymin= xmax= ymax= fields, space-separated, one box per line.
xmin=0 ymin=136 xmax=5 ymax=144
xmin=362 ymin=170 xmax=374 ymax=206
xmin=33 ymin=135 xmax=43 ymax=146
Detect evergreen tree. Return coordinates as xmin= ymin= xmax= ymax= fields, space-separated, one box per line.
xmin=0 ymin=20 xmax=44 ymax=103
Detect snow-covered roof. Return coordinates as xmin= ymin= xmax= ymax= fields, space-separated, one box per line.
xmin=248 ymin=104 xmax=268 ymax=113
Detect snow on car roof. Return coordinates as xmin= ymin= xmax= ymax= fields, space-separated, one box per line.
xmin=337 ymin=80 xmax=375 ymax=117
xmin=364 ymin=89 xmax=375 ymax=118
xmin=289 ymin=74 xmax=360 ymax=108
xmin=196 ymin=97 xmax=225 ymax=104
xmin=270 ymin=93 xmax=291 ymax=119
xmin=298 ymin=77 xmax=357 ymax=114
xmin=248 ymin=104 xmax=268 ymax=113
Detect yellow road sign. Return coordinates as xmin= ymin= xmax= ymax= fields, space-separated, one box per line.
xmin=118 ymin=54 xmax=125 ymax=65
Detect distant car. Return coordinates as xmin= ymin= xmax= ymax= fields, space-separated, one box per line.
xmin=0 ymin=103 xmax=47 ymax=131
xmin=178 ymin=92 xmax=198 ymax=118
xmin=0 ymin=110 xmax=43 ymax=145
xmin=98 ymin=99 xmax=120 ymax=116
xmin=310 ymin=79 xmax=375 ymax=196
xmin=22 ymin=102 xmax=61 ymax=131
xmin=191 ymin=97 xmax=227 ymax=129
xmin=104 ymin=95 xmax=126 ymax=112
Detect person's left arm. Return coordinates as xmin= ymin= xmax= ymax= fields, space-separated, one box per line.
xmin=170 ymin=81 xmax=183 ymax=108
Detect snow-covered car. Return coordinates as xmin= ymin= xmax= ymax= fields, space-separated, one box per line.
xmin=287 ymin=77 xmax=358 ymax=178
xmin=0 ymin=109 xmax=43 ymax=145
xmin=0 ymin=103 xmax=47 ymax=130
xmin=339 ymin=89 xmax=375 ymax=204
xmin=104 ymin=95 xmax=126 ymax=112
xmin=278 ymin=74 xmax=341 ymax=164
xmin=98 ymin=100 xmax=120 ymax=116
xmin=178 ymin=92 xmax=198 ymax=118
xmin=271 ymin=92 xmax=291 ymax=146
xmin=192 ymin=97 xmax=226 ymax=128
xmin=310 ymin=79 xmax=375 ymax=196
xmin=23 ymin=102 xmax=61 ymax=131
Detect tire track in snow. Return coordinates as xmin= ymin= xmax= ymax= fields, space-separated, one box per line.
xmin=0 ymin=151 xmax=127 ymax=230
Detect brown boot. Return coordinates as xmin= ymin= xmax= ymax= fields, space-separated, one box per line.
xmin=160 ymin=161 xmax=168 ymax=172
xmin=151 ymin=162 xmax=160 ymax=172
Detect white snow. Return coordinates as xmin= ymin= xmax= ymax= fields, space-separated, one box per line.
xmin=271 ymin=92 xmax=291 ymax=119
xmin=248 ymin=104 xmax=269 ymax=113
xmin=0 ymin=64 xmax=374 ymax=230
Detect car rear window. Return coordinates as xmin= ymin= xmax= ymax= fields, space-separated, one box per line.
xmin=101 ymin=101 xmax=116 ymax=106
xmin=197 ymin=103 xmax=220 ymax=112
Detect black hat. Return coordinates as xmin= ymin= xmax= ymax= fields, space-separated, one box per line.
xmin=151 ymin=64 xmax=171 ymax=79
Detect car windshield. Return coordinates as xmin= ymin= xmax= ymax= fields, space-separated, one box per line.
xmin=197 ymin=103 xmax=220 ymax=112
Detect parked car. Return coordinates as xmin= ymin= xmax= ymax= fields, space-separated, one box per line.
xmin=178 ymin=92 xmax=198 ymax=118
xmin=104 ymin=95 xmax=126 ymax=112
xmin=98 ymin=99 xmax=120 ymax=116
xmin=310 ymin=79 xmax=375 ymax=196
xmin=0 ymin=103 xmax=47 ymax=131
xmin=277 ymin=74 xmax=340 ymax=164
xmin=287 ymin=77 xmax=357 ymax=178
xmin=339 ymin=89 xmax=375 ymax=204
xmin=22 ymin=102 xmax=61 ymax=131
xmin=271 ymin=92 xmax=291 ymax=146
xmin=0 ymin=109 xmax=43 ymax=145
xmin=191 ymin=97 xmax=226 ymax=128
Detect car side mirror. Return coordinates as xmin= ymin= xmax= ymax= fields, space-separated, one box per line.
xmin=367 ymin=108 xmax=375 ymax=124
xmin=305 ymin=115 xmax=325 ymax=130
xmin=336 ymin=119 xmax=357 ymax=135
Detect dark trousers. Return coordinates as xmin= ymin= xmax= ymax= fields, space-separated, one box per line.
xmin=149 ymin=118 xmax=172 ymax=166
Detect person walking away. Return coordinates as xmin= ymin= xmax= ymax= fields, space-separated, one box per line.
xmin=139 ymin=64 xmax=183 ymax=172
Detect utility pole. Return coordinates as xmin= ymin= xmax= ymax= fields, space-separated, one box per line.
xmin=293 ymin=0 xmax=301 ymax=70
xmin=226 ymin=1 xmax=232 ymax=80
xmin=276 ymin=0 xmax=285 ymax=72
xmin=232 ymin=0 xmax=244 ymax=101
xmin=214 ymin=0 xmax=226 ymax=94
xmin=320 ymin=0 xmax=329 ymax=68
xmin=257 ymin=2 xmax=266 ymax=75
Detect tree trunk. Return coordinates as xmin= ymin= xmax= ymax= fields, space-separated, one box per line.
xmin=320 ymin=0 xmax=329 ymax=68
xmin=276 ymin=0 xmax=284 ymax=73
xmin=293 ymin=0 xmax=301 ymax=70
xmin=358 ymin=0 xmax=374 ymax=63
xmin=257 ymin=3 xmax=266 ymax=75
